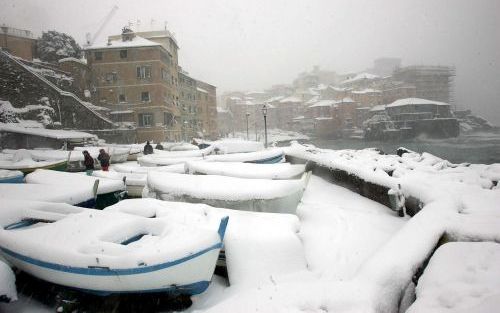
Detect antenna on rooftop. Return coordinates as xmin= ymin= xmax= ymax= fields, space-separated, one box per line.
xmin=164 ymin=21 xmax=168 ymax=30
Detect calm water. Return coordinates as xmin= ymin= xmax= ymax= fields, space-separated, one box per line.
xmin=309 ymin=131 xmax=500 ymax=164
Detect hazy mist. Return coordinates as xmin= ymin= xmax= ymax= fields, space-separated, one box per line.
xmin=2 ymin=0 xmax=499 ymax=124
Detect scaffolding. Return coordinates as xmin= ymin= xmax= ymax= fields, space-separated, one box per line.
xmin=393 ymin=65 xmax=456 ymax=108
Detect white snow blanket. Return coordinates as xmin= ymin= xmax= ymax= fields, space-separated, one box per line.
xmin=211 ymin=139 xmax=264 ymax=154
xmin=407 ymin=242 xmax=500 ymax=313
xmin=73 ymin=146 xmax=130 ymax=163
xmin=145 ymin=172 xmax=307 ymax=201
xmin=105 ymin=199 xmax=309 ymax=287
xmin=3 ymin=149 xmax=77 ymax=162
xmin=111 ymin=162 xmax=185 ymax=174
xmin=26 ymin=169 xmax=124 ymax=195
xmin=138 ymin=155 xmax=203 ymax=167
xmin=0 ymin=183 xmax=94 ymax=205
xmin=205 ymin=148 xmax=283 ymax=163
xmin=0 ymin=259 xmax=16 ymax=302
xmin=185 ymin=161 xmax=305 ymax=179
xmin=0 ymin=150 xmax=65 ymax=170
xmin=91 ymin=170 xmax=145 ymax=187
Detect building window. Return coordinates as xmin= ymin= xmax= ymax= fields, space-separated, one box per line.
xmin=139 ymin=113 xmax=153 ymax=127
xmin=137 ymin=66 xmax=151 ymax=79
xmin=118 ymin=94 xmax=126 ymax=103
xmin=105 ymin=72 xmax=117 ymax=83
xmin=161 ymin=69 xmax=169 ymax=81
xmin=120 ymin=50 xmax=127 ymax=59
xmin=94 ymin=52 xmax=102 ymax=60
xmin=164 ymin=112 xmax=174 ymax=127
xmin=141 ymin=91 xmax=150 ymax=102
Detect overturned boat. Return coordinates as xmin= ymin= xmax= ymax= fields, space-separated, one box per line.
xmin=144 ymin=171 xmax=311 ymax=214
xmin=185 ymin=161 xmax=306 ymax=180
xmin=0 ymin=199 xmax=229 ymax=296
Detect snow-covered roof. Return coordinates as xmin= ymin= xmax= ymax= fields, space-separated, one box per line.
xmin=386 ymin=98 xmax=450 ymax=108
xmin=197 ymin=87 xmax=208 ymax=93
xmin=338 ymin=97 xmax=355 ymax=103
xmin=306 ymin=96 xmax=320 ymax=105
xmin=265 ymin=96 xmax=284 ymax=103
xmin=58 ymin=57 xmax=87 ymax=65
xmin=341 ymin=73 xmax=380 ymax=84
xmin=229 ymin=96 xmax=242 ymax=101
xmin=279 ymin=96 xmax=302 ymax=103
xmin=110 ymin=110 xmax=134 ymax=114
xmin=0 ymin=123 xmax=97 ymax=140
xmin=84 ymin=35 xmax=161 ymax=50
xmin=370 ymin=104 xmax=386 ymax=112
xmin=309 ymin=100 xmax=336 ymax=108
xmin=315 ymin=117 xmax=333 ymax=120
xmin=352 ymin=88 xmax=381 ymax=94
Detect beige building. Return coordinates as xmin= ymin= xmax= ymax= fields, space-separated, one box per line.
xmin=196 ymin=80 xmax=218 ymax=139
xmin=0 ymin=25 xmax=37 ymax=61
xmin=85 ymin=28 xmax=181 ymax=143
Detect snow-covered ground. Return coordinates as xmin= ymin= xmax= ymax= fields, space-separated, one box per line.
xmin=1 ymin=141 xmax=499 ymax=313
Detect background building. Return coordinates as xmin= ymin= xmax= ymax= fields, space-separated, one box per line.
xmin=0 ymin=25 xmax=37 ymax=61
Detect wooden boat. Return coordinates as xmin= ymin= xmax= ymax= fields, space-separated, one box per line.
xmin=185 ymin=161 xmax=306 ymax=180
xmin=0 ymin=170 xmax=24 ymax=183
xmin=25 ymin=169 xmax=126 ymax=209
xmin=0 ymin=153 xmax=68 ymax=174
xmin=91 ymin=171 xmax=146 ymax=198
xmin=0 ymin=200 xmax=229 ymax=296
xmin=144 ymin=171 xmax=311 ymax=214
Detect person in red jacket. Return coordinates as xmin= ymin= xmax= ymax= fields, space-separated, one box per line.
xmin=97 ymin=149 xmax=110 ymax=171
xmin=82 ymin=150 xmax=94 ymax=176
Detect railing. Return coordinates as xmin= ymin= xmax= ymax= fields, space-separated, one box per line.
xmin=0 ymin=49 xmax=115 ymax=126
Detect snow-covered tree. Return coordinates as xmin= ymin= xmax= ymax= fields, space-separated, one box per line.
xmin=37 ymin=31 xmax=82 ymax=63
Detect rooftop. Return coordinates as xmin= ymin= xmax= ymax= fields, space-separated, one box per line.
xmin=386 ymin=98 xmax=450 ymax=108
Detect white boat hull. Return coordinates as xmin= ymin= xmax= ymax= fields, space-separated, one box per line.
xmin=1 ymin=244 xmax=220 ymax=295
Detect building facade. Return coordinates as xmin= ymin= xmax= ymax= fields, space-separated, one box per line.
xmin=0 ymin=25 xmax=37 ymax=61
xmin=85 ymin=29 xmax=182 ymax=143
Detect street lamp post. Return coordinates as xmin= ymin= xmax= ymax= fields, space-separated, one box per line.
xmin=261 ymin=104 xmax=268 ymax=148
xmin=245 ymin=112 xmax=250 ymax=140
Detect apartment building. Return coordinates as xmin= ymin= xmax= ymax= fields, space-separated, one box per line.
xmin=0 ymin=25 xmax=37 ymax=61
xmin=85 ymin=28 xmax=181 ymax=143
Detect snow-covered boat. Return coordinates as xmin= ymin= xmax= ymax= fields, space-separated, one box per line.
xmin=205 ymin=148 xmax=285 ymax=164
xmin=0 ymin=150 xmax=68 ymax=174
xmin=112 ymin=162 xmax=185 ymax=174
xmin=137 ymin=146 xmax=214 ymax=167
xmin=0 ymin=200 xmax=229 ymax=296
xmin=73 ymin=146 xmax=131 ymax=167
xmin=144 ymin=171 xmax=311 ymax=214
xmin=0 ymin=170 xmax=24 ymax=183
xmin=25 ymin=169 xmax=126 ymax=209
xmin=91 ymin=170 xmax=146 ymax=198
xmin=185 ymin=161 xmax=306 ymax=180
xmin=0 ymin=183 xmax=96 ymax=207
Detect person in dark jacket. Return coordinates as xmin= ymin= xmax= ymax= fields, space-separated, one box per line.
xmin=97 ymin=149 xmax=111 ymax=171
xmin=155 ymin=143 xmax=164 ymax=150
xmin=82 ymin=150 xmax=94 ymax=176
xmin=144 ymin=141 xmax=154 ymax=155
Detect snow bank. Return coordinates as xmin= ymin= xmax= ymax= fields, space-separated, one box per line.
xmin=407 ymin=242 xmax=500 ymax=313
xmin=185 ymin=161 xmax=305 ymax=180
xmin=26 ymin=169 xmax=124 ymax=195
xmin=0 ymin=259 xmax=16 ymax=303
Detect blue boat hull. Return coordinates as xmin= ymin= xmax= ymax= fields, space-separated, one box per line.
xmin=0 ymin=175 xmax=24 ymax=184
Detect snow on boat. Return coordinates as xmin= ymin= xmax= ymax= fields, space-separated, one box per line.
xmin=138 ymin=156 xmax=203 ymax=167
xmin=144 ymin=171 xmax=311 ymax=214
xmin=205 ymin=148 xmax=285 ymax=164
xmin=0 ymin=200 xmax=229 ymax=296
xmin=0 ymin=257 xmax=17 ymax=303
xmin=0 ymin=183 xmax=96 ymax=207
xmin=185 ymin=161 xmax=306 ymax=180
xmin=112 ymin=162 xmax=185 ymax=174
xmin=0 ymin=170 xmax=24 ymax=183
xmin=3 ymin=148 xmax=95 ymax=172
xmin=91 ymin=170 xmax=146 ymax=198
xmin=25 ymin=169 xmax=126 ymax=209
xmin=211 ymin=139 xmax=264 ymax=153
xmin=0 ymin=150 xmax=67 ymax=174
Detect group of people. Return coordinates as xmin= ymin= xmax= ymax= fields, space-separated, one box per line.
xmin=82 ymin=149 xmax=110 ymax=176
xmin=82 ymin=141 xmax=161 ymax=176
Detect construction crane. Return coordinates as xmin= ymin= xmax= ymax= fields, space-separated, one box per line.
xmin=85 ymin=5 xmax=119 ymax=46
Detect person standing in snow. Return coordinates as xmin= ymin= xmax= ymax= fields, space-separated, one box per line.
xmin=97 ymin=149 xmax=110 ymax=171
xmin=144 ymin=141 xmax=154 ymax=155
xmin=82 ymin=150 xmax=94 ymax=176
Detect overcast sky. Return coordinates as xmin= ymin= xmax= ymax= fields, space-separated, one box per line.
xmin=2 ymin=0 xmax=499 ymax=124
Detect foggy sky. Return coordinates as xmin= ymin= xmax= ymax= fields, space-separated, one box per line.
xmin=1 ymin=0 xmax=499 ymax=124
